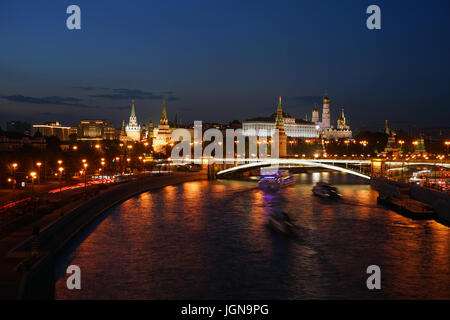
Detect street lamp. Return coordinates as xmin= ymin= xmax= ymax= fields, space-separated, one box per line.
xmin=30 ymin=172 xmax=37 ymax=192
xmin=58 ymin=167 xmax=64 ymax=194
xmin=11 ymin=163 xmax=18 ymax=190
xmin=36 ymin=162 xmax=42 ymax=184
xmin=83 ymin=163 xmax=88 ymax=194
xmin=360 ymin=140 xmax=368 ymax=156
xmin=344 ymin=140 xmax=350 ymax=155
xmin=445 ymin=141 xmax=450 ymax=155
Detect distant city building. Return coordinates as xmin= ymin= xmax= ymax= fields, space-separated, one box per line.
xmin=74 ymin=120 xmax=117 ymax=140
xmin=153 ymin=100 xmax=173 ymax=153
xmin=418 ymin=127 xmax=450 ymax=141
xmin=243 ymin=97 xmax=319 ymax=139
xmin=0 ymin=136 xmax=46 ymax=151
xmin=32 ymin=122 xmax=71 ymax=141
xmin=6 ymin=121 xmax=31 ymax=136
xmin=125 ymin=100 xmax=141 ymax=141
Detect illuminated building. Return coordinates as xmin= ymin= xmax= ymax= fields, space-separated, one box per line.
xmin=32 ymin=122 xmax=71 ymax=141
xmin=320 ymin=94 xmax=331 ymax=129
xmin=413 ymin=137 xmax=426 ymax=154
xmin=313 ymin=94 xmax=352 ymax=139
xmin=275 ymin=96 xmax=287 ymax=157
xmin=382 ymin=120 xmax=400 ymax=155
xmin=243 ymin=98 xmax=319 ymax=139
xmin=125 ymin=99 xmax=141 ymax=141
xmin=153 ymin=100 xmax=173 ymax=152
xmin=74 ymin=120 xmax=117 ymax=140
xmin=311 ymin=105 xmax=320 ymax=124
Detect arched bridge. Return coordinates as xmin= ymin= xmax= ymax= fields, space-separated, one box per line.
xmin=214 ymin=158 xmax=450 ymax=180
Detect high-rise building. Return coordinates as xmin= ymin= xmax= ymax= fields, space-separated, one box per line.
xmin=125 ymin=99 xmax=141 ymax=141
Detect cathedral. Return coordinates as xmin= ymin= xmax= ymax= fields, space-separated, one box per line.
xmin=312 ymin=94 xmax=353 ymax=140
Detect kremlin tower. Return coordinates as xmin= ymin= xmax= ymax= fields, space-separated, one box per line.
xmin=274 ymin=96 xmax=287 ymax=157
xmin=152 ymin=99 xmax=172 ymax=153
xmin=125 ymin=99 xmax=141 ymax=141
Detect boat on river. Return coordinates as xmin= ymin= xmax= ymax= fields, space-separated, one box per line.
xmin=268 ymin=211 xmax=295 ymax=235
xmin=258 ymin=168 xmax=295 ymax=191
xmin=312 ymin=182 xmax=342 ymax=198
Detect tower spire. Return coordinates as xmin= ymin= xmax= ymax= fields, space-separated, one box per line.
xmin=275 ymin=96 xmax=284 ymax=127
xmin=130 ymin=99 xmax=136 ymax=118
xmin=160 ymin=99 xmax=168 ymax=125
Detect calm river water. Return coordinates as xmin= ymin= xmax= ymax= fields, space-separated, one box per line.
xmin=54 ymin=172 xmax=450 ymax=299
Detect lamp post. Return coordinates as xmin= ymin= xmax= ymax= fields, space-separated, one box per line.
xmin=36 ymin=162 xmax=42 ymax=184
xmin=83 ymin=163 xmax=88 ymax=194
xmin=11 ymin=163 xmax=18 ymax=190
xmin=30 ymin=172 xmax=37 ymax=192
xmin=397 ymin=141 xmax=405 ymax=181
xmin=360 ymin=140 xmax=368 ymax=157
xmin=100 ymin=159 xmax=106 ymax=183
xmin=344 ymin=140 xmax=350 ymax=155
xmin=445 ymin=141 xmax=450 ymax=155
xmin=58 ymin=167 xmax=64 ymax=195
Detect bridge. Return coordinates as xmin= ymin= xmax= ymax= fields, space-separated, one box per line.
xmin=208 ymin=158 xmax=450 ymax=180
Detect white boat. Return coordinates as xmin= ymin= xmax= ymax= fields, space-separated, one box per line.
xmin=312 ymin=182 xmax=342 ymax=198
xmin=258 ymin=168 xmax=295 ymax=191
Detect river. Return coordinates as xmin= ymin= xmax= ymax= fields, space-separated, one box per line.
xmin=54 ymin=172 xmax=450 ymax=299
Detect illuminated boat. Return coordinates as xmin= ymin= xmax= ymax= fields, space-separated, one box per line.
xmin=312 ymin=182 xmax=341 ymax=198
xmin=258 ymin=168 xmax=295 ymax=191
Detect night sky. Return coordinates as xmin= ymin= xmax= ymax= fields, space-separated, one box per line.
xmin=0 ymin=0 xmax=449 ymax=131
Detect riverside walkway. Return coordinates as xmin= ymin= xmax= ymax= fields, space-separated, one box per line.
xmin=0 ymin=171 xmax=206 ymax=299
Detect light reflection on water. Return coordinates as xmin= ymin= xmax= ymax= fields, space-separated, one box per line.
xmin=54 ymin=172 xmax=450 ymax=299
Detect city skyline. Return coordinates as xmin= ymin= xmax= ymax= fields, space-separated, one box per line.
xmin=1 ymin=1 xmax=449 ymax=131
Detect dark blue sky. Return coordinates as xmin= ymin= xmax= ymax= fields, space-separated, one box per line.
xmin=0 ymin=0 xmax=449 ymax=131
